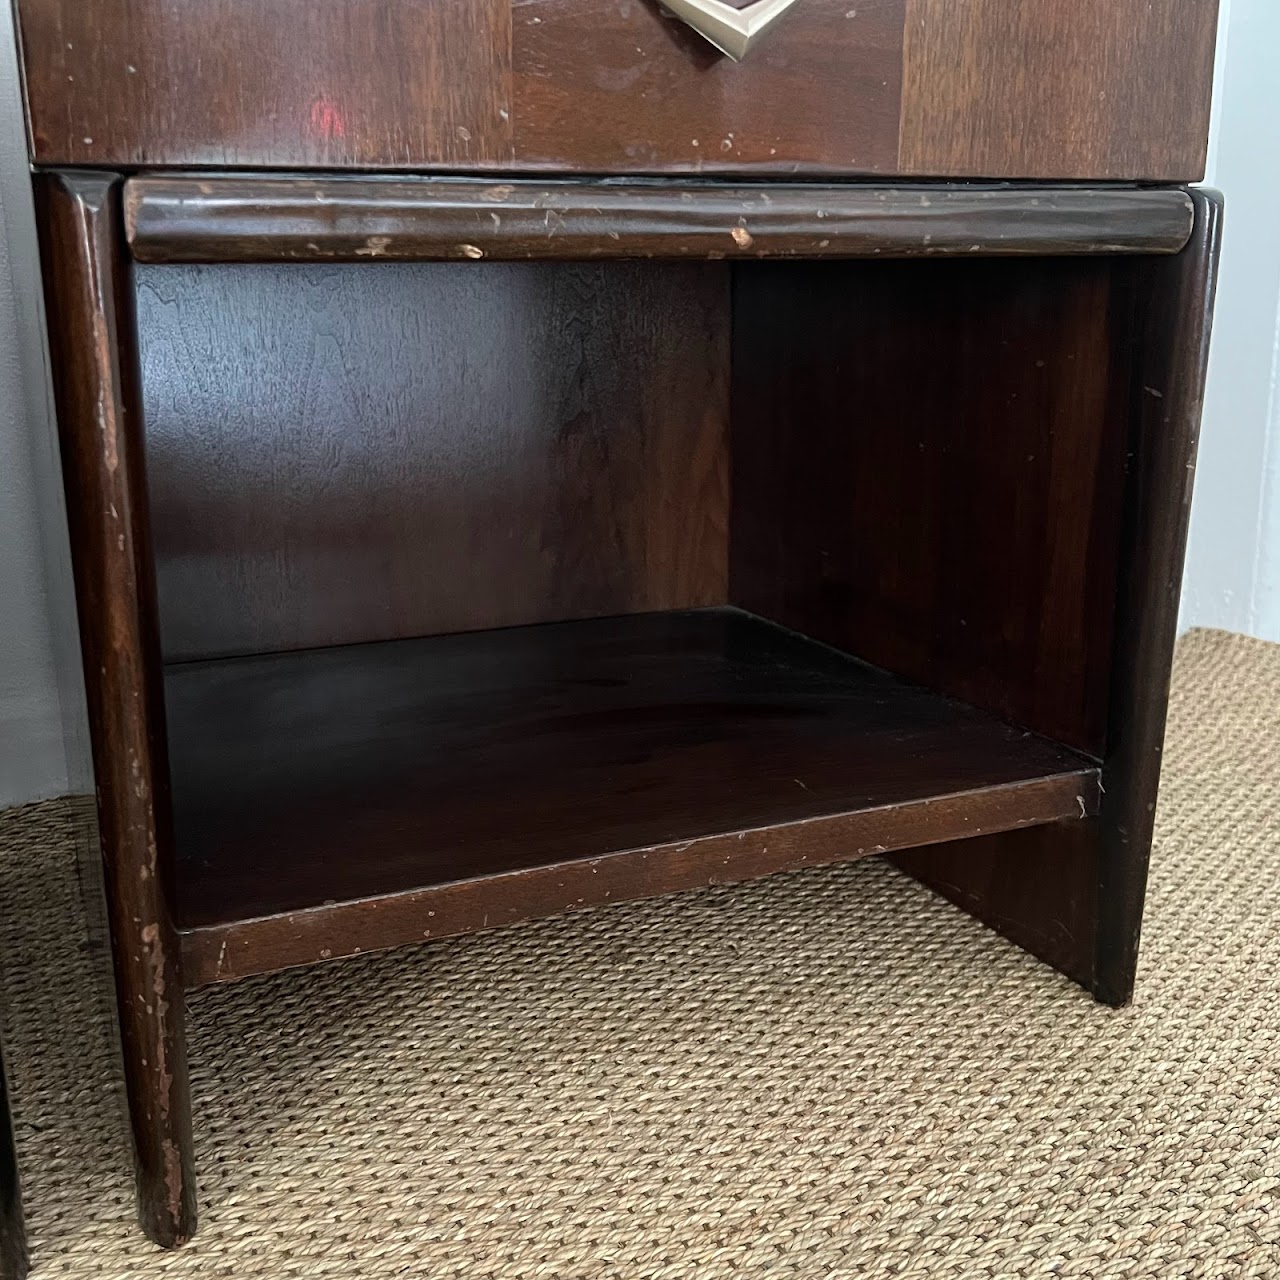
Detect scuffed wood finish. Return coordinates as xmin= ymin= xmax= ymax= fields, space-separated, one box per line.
xmin=135 ymin=261 xmax=729 ymax=661
xmin=17 ymin=0 xmax=900 ymax=175
xmin=124 ymin=177 xmax=1195 ymax=264
xmin=15 ymin=0 xmax=1216 ymax=179
xmin=511 ymin=0 xmax=903 ymax=174
xmin=730 ymin=216 xmax=1221 ymax=1001
xmin=732 ymin=254 xmax=1129 ymax=757
xmin=900 ymin=0 xmax=1220 ymax=181
xmin=1093 ymin=189 xmax=1223 ymax=1003
xmin=161 ymin=609 xmax=1101 ymax=986
xmin=183 ymin=768 xmax=1099 ymax=985
xmin=17 ymin=0 xmax=512 ymax=170
xmin=35 ymin=173 xmax=195 ymax=1247
xmin=893 ymin=193 xmax=1223 ymax=1004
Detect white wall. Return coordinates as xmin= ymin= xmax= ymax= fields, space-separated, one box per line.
xmin=0 ymin=205 xmax=66 ymax=803
xmin=0 ymin=9 xmax=89 ymax=806
xmin=1181 ymin=0 xmax=1280 ymax=641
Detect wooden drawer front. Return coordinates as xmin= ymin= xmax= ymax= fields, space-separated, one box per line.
xmin=18 ymin=0 xmax=1217 ymax=180
xmin=512 ymin=0 xmax=903 ymax=174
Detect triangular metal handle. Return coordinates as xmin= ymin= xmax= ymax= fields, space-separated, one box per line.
xmin=661 ymin=0 xmax=802 ymax=60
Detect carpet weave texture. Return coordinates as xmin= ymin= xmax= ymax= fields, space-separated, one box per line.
xmin=1 ymin=627 xmax=1277 ymax=1277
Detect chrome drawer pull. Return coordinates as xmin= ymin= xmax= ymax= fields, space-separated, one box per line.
xmin=661 ymin=0 xmax=801 ymax=60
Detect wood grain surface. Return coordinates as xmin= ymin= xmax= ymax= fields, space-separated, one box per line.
xmin=899 ymin=0 xmax=1220 ymax=180
xmin=123 ymin=177 xmax=1196 ymax=264
xmin=35 ymin=173 xmax=195 ymax=1248
xmin=510 ymin=0 xmax=903 ymax=175
xmin=136 ymin=260 xmax=729 ymax=661
xmin=165 ymin=609 xmax=1100 ymax=985
xmin=893 ymin=191 xmax=1224 ymax=1006
xmin=1091 ymin=188 xmax=1224 ymax=1003
xmin=731 ymin=254 xmax=1129 ymax=757
xmin=15 ymin=0 xmax=1217 ymax=179
xmin=892 ymin=819 xmax=1103 ymax=991
xmin=18 ymin=0 xmax=511 ymax=170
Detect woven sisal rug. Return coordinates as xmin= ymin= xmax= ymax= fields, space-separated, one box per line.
xmin=1 ymin=627 xmax=1277 ymax=1277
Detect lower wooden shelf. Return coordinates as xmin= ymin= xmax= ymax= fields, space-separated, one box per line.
xmin=165 ymin=608 xmax=1100 ymax=985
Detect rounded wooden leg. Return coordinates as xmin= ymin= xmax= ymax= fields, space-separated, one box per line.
xmin=38 ymin=171 xmax=197 ymax=1246
xmin=104 ymin=896 xmax=196 ymax=1248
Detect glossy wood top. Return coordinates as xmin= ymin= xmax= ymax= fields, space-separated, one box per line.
xmin=166 ymin=608 xmax=1099 ymax=928
xmin=166 ymin=608 xmax=1100 ymax=983
xmin=16 ymin=0 xmax=1219 ymax=180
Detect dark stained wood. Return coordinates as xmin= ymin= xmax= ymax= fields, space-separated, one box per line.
xmin=16 ymin=0 xmax=1216 ymax=180
xmin=184 ymin=768 xmax=1096 ymax=986
xmin=731 ymin=255 xmax=1130 ymax=757
xmin=892 ymin=821 xmax=1103 ymax=992
xmin=162 ymin=608 xmax=1101 ymax=984
xmin=1092 ymin=188 xmax=1224 ymax=1003
xmin=0 ymin=1042 xmax=26 ymax=1280
xmin=35 ymin=173 xmax=195 ymax=1246
xmin=894 ymin=193 xmax=1223 ymax=1004
xmin=16 ymin=0 xmax=901 ymax=175
xmin=135 ymin=261 xmax=728 ymax=661
xmin=124 ymin=177 xmax=1196 ymax=264
xmin=20 ymin=0 xmax=1225 ymax=1244
xmin=17 ymin=0 xmax=512 ymax=171
xmin=899 ymin=0 xmax=1221 ymax=181
xmin=510 ymin=0 xmax=903 ymax=175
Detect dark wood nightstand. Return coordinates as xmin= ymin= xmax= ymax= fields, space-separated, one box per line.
xmin=14 ymin=0 xmax=1222 ymax=1247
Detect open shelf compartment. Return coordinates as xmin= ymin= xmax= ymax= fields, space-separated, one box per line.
xmin=127 ymin=232 xmax=1154 ymax=988
xmin=168 ymin=608 xmax=1099 ymax=985
xmin=33 ymin=158 xmax=1220 ymax=1245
